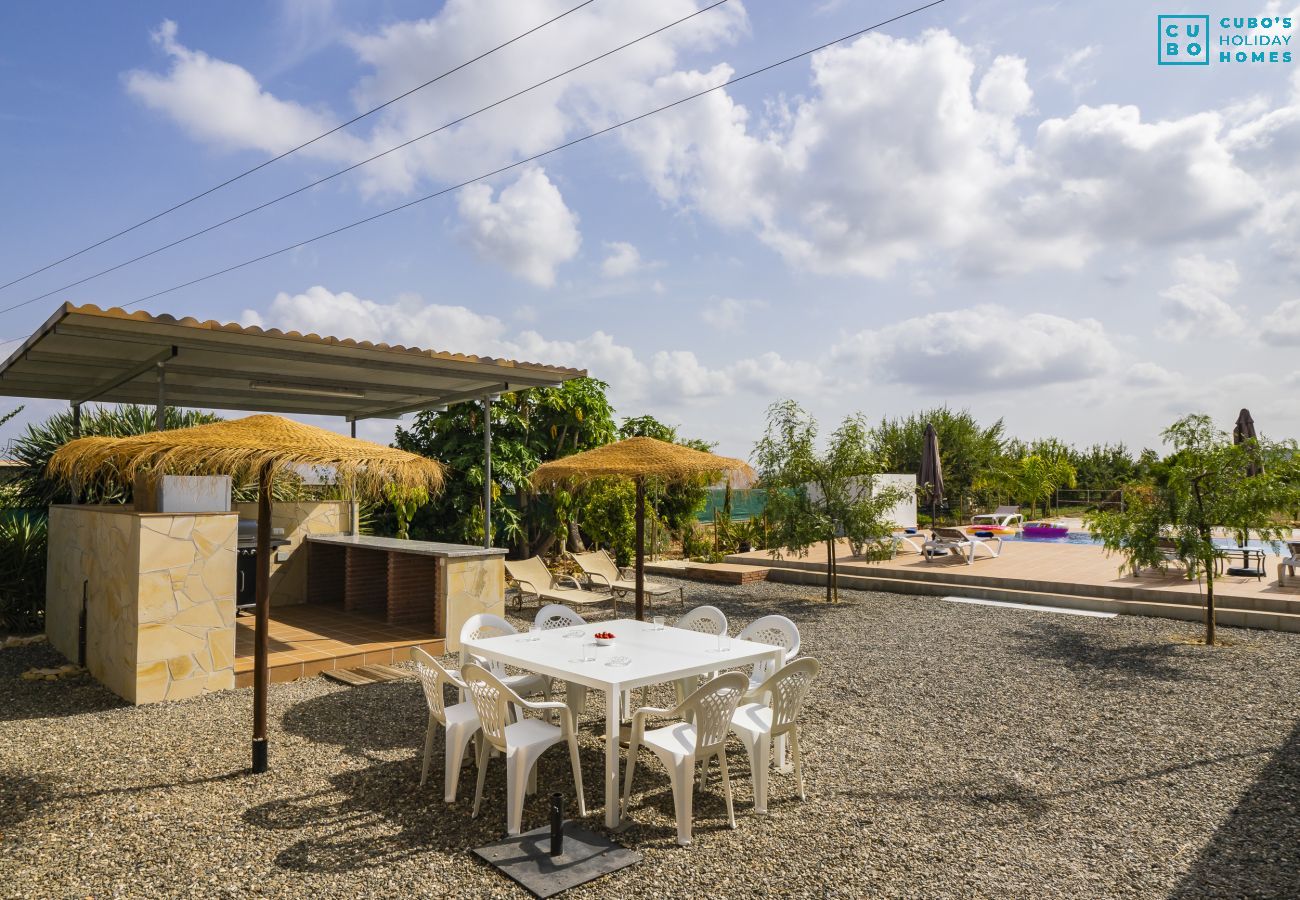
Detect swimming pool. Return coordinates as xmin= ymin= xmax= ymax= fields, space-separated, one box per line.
xmin=995 ymin=532 xmax=1286 ymax=552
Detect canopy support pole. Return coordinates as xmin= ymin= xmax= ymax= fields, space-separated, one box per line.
xmin=252 ymin=461 xmax=273 ymax=774
xmin=155 ymin=362 xmax=166 ymax=431
xmin=347 ymin=419 xmax=359 ymax=533
xmin=483 ymin=394 xmax=492 ymax=549
xmin=634 ymin=477 xmax=645 ymax=621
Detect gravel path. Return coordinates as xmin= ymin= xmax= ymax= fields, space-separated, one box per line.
xmin=2 ymin=579 xmax=1297 ymax=899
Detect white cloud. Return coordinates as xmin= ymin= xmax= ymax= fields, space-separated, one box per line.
xmin=622 ymin=28 xmax=1269 ymax=279
xmin=1262 ymin=298 xmax=1300 ymax=345
xmin=241 ymin=285 xmax=507 ymax=351
xmin=455 ymin=167 xmax=580 ymax=287
xmin=241 ymin=284 xmax=816 ymax=412
xmin=700 ymin=297 xmax=759 ymax=329
xmin=600 ymin=241 xmax=642 ymax=278
xmin=1048 ymin=45 xmax=1098 ymax=91
xmin=832 ymin=305 xmax=1120 ymax=392
xmin=124 ymin=20 xmax=363 ymax=158
xmin=1158 ymin=254 xmax=1244 ymax=341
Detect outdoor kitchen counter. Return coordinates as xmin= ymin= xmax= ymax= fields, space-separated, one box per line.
xmin=305 ymin=534 xmax=507 ymax=559
xmin=304 ymin=535 xmax=505 ymax=647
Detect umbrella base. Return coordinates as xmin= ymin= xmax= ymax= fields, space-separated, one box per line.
xmin=252 ymin=738 xmax=268 ymax=773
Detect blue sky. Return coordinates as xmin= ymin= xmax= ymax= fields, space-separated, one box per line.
xmin=2 ymin=1 xmax=1300 ymax=458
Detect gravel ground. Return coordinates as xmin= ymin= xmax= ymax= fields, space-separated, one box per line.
xmin=2 ymin=579 xmax=1297 ymax=899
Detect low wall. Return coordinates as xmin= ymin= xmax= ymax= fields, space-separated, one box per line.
xmin=46 ymin=505 xmax=238 ymax=703
xmin=234 ymin=500 xmax=352 ymax=606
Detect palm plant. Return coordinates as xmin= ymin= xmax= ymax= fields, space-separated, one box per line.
xmin=8 ymin=405 xmax=221 ymax=507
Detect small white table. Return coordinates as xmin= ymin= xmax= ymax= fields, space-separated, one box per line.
xmin=462 ymin=618 xmax=786 ymax=828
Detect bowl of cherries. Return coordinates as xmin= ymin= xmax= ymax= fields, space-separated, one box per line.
xmin=593 ymin=631 xmax=616 ymax=647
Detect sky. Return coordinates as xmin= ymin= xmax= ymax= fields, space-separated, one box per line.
xmin=2 ymin=0 xmax=1300 ymax=459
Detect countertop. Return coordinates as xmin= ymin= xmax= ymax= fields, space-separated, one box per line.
xmin=305 ymin=533 xmax=507 ymax=559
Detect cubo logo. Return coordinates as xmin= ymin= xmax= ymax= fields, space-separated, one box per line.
xmin=1159 ymin=15 xmax=1211 ymax=65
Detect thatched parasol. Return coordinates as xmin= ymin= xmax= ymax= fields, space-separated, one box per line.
xmin=49 ymin=414 xmax=445 ymax=774
xmin=531 ymin=437 xmax=754 ymax=620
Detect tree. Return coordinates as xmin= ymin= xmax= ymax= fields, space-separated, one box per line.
xmin=394 ymin=378 xmax=616 ymax=553
xmin=1086 ymin=414 xmax=1299 ymax=646
xmin=8 ymin=404 xmax=221 ymax=507
xmin=754 ymin=400 xmax=908 ymax=603
xmin=383 ymin=483 xmax=429 ymax=540
xmin=975 ymin=453 xmax=1077 ymax=518
xmin=870 ymin=407 xmax=1006 ymax=521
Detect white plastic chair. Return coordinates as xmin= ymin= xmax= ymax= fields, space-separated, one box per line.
xmin=534 ymin=604 xmax=585 ymax=631
xmin=411 ymin=647 xmax=480 ymax=803
xmin=622 ymin=671 xmax=748 ymax=846
xmin=459 ymin=613 xmax=552 ymax=704
xmin=534 ymin=605 xmax=590 ymax=720
xmin=676 ymin=605 xmax=728 ymax=636
xmin=730 ymin=657 xmax=821 ymax=814
xmin=672 ymin=606 xmax=729 ymax=704
xmin=461 ymin=663 xmax=587 ymax=836
xmin=735 ymin=615 xmax=800 ymax=699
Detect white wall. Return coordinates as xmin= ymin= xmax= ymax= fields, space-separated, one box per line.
xmin=804 ymin=473 xmax=917 ymax=528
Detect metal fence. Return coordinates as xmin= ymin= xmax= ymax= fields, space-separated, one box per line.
xmin=1054 ymin=488 xmax=1125 ymax=512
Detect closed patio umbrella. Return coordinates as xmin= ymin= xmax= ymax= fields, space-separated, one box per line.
xmin=531 ymin=437 xmax=754 ymax=620
xmin=1233 ymin=408 xmax=1260 ymax=476
xmin=919 ymin=422 xmax=944 ymax=530
xmin=49 ymin=414 xmax=445 ymax=774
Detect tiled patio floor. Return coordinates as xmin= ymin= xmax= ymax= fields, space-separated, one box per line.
xmin=233 ymin=604 xmax=442 ymax=687
xmin=724 ymin=537 xmax=1300 ymax=629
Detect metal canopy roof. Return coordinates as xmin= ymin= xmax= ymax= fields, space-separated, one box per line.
xmin=0 ymin=304 xmax=585 ymax=420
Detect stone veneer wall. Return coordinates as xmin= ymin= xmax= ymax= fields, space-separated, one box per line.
xmin=233 ymin=500 xmax=352 ymax=606
xmin=440 ymin=555 xmax=505 ymax=653
xmin=46 ymin=505 xmax=238 ymax=704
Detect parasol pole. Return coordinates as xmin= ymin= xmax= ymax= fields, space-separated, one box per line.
xmin=634 ymin=477 xmax=646 ymax=621
xmin=252 ymin=461 xmax=273 ymax=774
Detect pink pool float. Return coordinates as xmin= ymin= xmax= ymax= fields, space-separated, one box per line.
xmin=1022 ymin=522 xmax=1069 ymax=539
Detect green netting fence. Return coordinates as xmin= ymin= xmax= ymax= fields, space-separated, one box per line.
xmin=696 ymin=488 xmax=767 ymax=523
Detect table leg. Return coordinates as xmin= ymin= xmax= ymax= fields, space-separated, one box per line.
xmin=605 ymin=688 xmax=621 ymax=828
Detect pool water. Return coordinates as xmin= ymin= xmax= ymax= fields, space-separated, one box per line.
xmin=994 ymin=532 xmax=1285 ymax=552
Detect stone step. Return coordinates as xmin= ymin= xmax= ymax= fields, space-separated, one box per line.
xmin=752 ymin=563 xmax=1300 ymax=634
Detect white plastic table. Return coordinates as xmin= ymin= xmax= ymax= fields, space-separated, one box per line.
xmin=462 ymin=617 xmax=786 ymax=828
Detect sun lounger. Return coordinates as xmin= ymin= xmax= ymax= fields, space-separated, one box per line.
xmin=504 ymin=556 xmax=616 ymax=613
xmin=891 ymin=527 xmax=926 ymax=556
xmin=970 ymin=505 xmax=1024 ymax=528
xmin=923 ymin=527 xmax=1002 ymax=564
xmin=570 ymin=549 xmax=684 ymax=608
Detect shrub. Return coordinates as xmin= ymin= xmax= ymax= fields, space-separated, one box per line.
xmin=0 ymin=513 xmax=47 ymax=633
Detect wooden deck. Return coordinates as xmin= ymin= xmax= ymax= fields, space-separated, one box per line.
xmin=724 ymin=539 xmax=1300 ymax=632
xmin=233 ymin=604 xmax=443 ymax=688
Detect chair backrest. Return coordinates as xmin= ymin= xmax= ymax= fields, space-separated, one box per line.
xmin=504 ymin=556 xmax=554 ymax=591
xmin=1287 ymin=541 xmax=1300 ymax=558
xmin=934 ymin=527 xmax=970 ymax=543
xmin=737 ymin=615 xmax=801 ymax=681
xmin=459 ymin=663 xmax=521 ymax=754
xmin=993 ymin=505 xmax=1020 ymax=516
xmin=459 ymin=613 xmax=516 ymax=675
xmin=681 ymin=672 xmax=748 ymax=755
xmin=755 ymin=657 xmax=821 ymax=736
xmin=535 ymin=603 xmax=585 ymax=630
xmin=572 ymin=550 xmax=620 ymax=583
xmin=411 ymin=646 xmax=463 ymax=726
xmin=676 ymin=605 xmax=728 ymax=636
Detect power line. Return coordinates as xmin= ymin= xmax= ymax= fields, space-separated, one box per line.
xmin=106 ymin=0 xmax=953 ymax=313
xmin=0 ymin=0 xmax=734 ymax=317
xmin=0 ymin=0 xmax=601 ymax=294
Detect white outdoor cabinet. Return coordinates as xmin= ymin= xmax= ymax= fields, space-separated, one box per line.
xmin=132 ymin=474 xmax=232 ymax=514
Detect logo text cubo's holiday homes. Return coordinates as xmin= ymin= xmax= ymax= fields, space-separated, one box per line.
xmin=1159 ymin=14 xmax=1294 ymax=66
